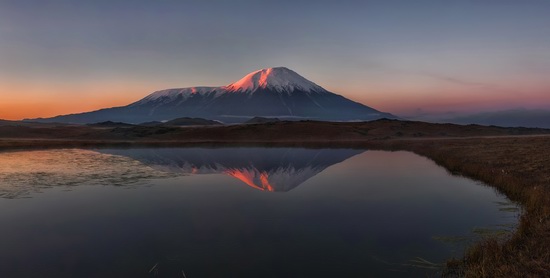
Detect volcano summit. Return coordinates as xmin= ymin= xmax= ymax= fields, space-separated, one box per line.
xmin=33 ymin=67 xmax=395 ymax=124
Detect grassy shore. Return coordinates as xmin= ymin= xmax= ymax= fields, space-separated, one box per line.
xmin=375 ymin=137 xmax=550 ymax=277
xmin=0 ymin=120 xmax=549 ymax=277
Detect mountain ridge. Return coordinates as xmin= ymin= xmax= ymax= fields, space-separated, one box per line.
xmin=29 ymin=67 xmax=395 ymax=124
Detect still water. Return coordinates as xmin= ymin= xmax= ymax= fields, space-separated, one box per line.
xmin=0 ymin=148 xmax=518 ymax=277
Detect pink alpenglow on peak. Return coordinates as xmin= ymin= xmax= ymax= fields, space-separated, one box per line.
xmin=224 ymin=67 xmax=325 ymax=93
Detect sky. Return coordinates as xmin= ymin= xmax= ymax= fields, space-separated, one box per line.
xmin=1 ymin=0 xmax=550 ymax=120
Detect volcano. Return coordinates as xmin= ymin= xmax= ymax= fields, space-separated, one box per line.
xmin=32 ymin=67 xmax=395 ymax=124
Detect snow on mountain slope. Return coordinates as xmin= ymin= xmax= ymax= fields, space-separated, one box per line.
xmin=132 ymin=86 xmax=222 ymax=105
xmin=224 ymin=67 xmax=326 ymax=93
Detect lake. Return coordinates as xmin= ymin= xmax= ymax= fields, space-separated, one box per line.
xmin=0 ymin=148 xmax=518 ymax=277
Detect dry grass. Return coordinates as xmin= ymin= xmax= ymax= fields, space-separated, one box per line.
xmin=380 ymin=137 xmax=550 ymax=277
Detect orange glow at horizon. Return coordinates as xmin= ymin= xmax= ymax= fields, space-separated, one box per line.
xmin=0 ymin=80 xmax=161 ymax=120
xmin=0 ymin=99 xmax=130 ymax=120
xmin=333 ymin=82 xmax=550 ymax=116
xmin=382 ymin=93 xmax=550 ymax=115
xmin=2 ymin=74 xmax=550 ymax=120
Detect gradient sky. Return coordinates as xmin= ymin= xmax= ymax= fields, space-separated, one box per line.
xmin=1 ymin=0 xmax=550 ymax=120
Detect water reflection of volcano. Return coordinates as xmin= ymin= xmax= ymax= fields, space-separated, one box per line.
xmin=101 ymin=148 xmax=365 ymax=192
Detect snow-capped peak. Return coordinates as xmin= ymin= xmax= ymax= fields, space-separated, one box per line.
xmin=131 ymin=67 xmax=329 ymax=107
xmin=224 ymin=67 xmax=326 ymax=93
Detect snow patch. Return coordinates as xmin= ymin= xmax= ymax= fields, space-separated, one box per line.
xmin=132 ymin=86 xmax=222 ymax=105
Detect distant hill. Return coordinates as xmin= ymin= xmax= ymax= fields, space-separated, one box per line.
xmin=445 ymin=109 xmax=550 ymax=129
xmin=88 ymin=118 xmax=221 ymax=127
xmin=0 ymin=119 xmax=74 ymax=127
xmin=87 ymin=121 xmax=136 ymax=128
xmin=139 ymin=121 xmax=164 ymax=126
xmin=163 ymin=117 xmax=222 ymax=126
xmin=245 ymin=117 xmax=281 ymax=124
xmin=3 ymin=119 xmax=549 ymax=144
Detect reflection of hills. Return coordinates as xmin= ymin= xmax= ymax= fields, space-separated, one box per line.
xmin=101 ymin=148 xmax=365 ymax=192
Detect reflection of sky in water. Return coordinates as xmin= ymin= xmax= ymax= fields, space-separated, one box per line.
xmin=0 ymin=149 xmax=174 ymax=198
xmin=0 ymin=148 xmax=518 ymax=277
